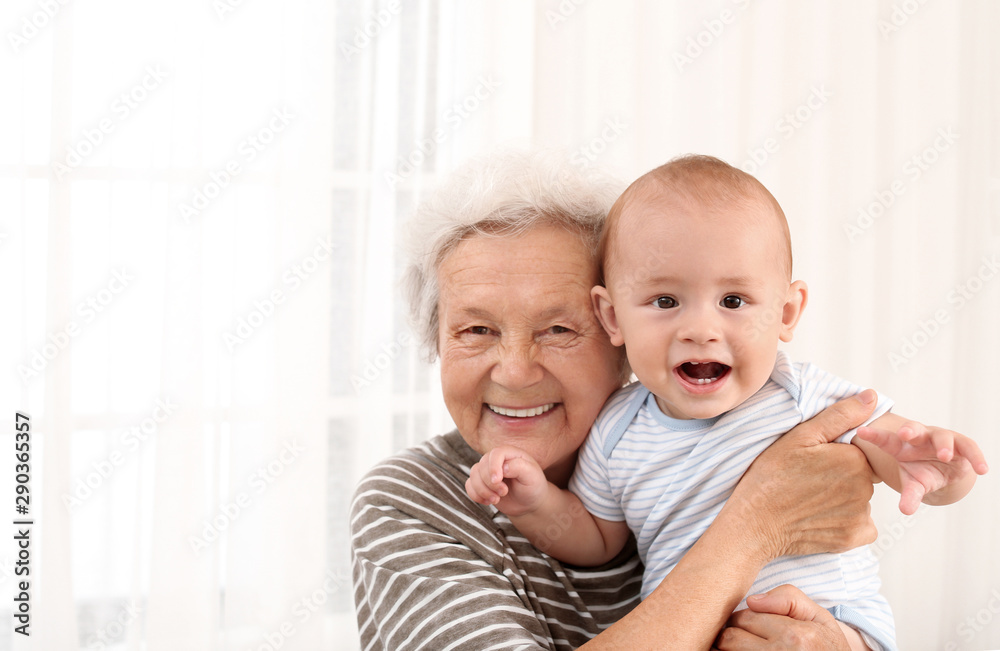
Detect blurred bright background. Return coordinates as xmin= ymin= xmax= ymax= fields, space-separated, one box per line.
xmin=1 ymin=1 xmax=998 ymax=649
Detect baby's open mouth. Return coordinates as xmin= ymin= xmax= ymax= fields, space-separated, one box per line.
xmin=676 ymin=361 xmax=731 ymax=385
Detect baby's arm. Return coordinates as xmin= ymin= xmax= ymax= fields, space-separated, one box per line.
xmin=852 ymin=412 xmax=989 ymax=515
xmin=466 ymin=445 xmax=631 ymax=566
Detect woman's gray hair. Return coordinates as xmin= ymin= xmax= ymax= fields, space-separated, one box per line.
xmin=402 ymin=148 xmax=626 ymax=361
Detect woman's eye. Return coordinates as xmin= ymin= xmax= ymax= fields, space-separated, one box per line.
xmin=467 ymin=326 xmax=492 ymax=335
xmin=548 ymin=325 xmax=572 ymax=335
xmin=654 ymin=296 xmax=677 ymax=309
xmin=721 ymin=295 xmax=745 ymax=309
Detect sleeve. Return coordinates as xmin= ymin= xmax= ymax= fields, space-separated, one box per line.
xmin=829 ymin=603 xmax=897 ymax=651
xmin=794 ymin=362 xmax=894 ymax=444
xmin=351 ymin=468 xmax=553 ymax=651
xmin=568 ymin=421 xmax=626 ymax=522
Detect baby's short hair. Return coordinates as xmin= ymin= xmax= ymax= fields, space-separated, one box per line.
xmin=598 ymin=154 xmax=792 ymax=283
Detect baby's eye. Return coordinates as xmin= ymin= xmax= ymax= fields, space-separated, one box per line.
xmin=721 ymin=295 xmax=745 ymax=309
xmin=654 ymin=296 xmax=677 ymax=309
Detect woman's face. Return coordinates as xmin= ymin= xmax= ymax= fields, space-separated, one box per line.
xmin=437 ymin=221 xmax=623 ymax=486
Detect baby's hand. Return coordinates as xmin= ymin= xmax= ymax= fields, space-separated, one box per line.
xmin=465 ymin=445 xmax=550 ymax=517
xmin=856 ymin=421 xmax=988 ymax=515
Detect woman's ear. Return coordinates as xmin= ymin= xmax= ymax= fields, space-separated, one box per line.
xmin=592 ymin=285 xmax=625 ymax=346
xmin=778 ymin=280 xmax=808 ymax=343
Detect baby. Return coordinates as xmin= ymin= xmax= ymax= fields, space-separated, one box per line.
xmin=465 ymin=155 xmax=988 ymax=651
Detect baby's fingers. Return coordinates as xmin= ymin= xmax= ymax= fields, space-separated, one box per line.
xmin=465 ymin=473 xmax=502 ymax=505
xmin=484 ymin=448 xmax=511 ymax=490
xmin=501 ymin=456 xmax=542 ymax=487
xmin=898 ymin=478 xmax=926 ymax=516
xmin=468 ymin=452 xmax=509 ymax=500
xmin=896 ymin=420 xmax=929 ymax=445
xmin=856 ymin=426 xmax=902 ymax=456
xmin=927 ymin=427 xmax=955 ymax=463
xmin=953 ymin=434 xmax=990 ymax=475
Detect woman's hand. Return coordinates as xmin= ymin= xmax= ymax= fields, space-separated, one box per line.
xmin=713 ymin=585 xmax=858 ymax=650
xmin=722 ymin=390 xmax=881 ymax=561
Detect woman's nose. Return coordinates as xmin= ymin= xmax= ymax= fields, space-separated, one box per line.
xmin=491 ymin=338 xmax=544 ymax=390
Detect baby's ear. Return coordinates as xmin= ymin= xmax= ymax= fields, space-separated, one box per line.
xmin=778 ymin=280 xmax=808 ymax=343
xmin=592 ymin=285 xmax=625 ymax=346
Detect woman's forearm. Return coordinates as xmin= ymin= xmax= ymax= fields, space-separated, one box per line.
xmin=581 ymin=502 xmax=771 ymax=650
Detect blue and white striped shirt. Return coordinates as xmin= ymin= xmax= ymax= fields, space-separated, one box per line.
xmin=569 ymin=351 xmax=897 ymax=651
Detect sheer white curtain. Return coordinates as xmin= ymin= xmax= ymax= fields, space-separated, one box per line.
xmin=3 ymin=1 xmax=998 ymax=650
xmin=524 ymin=3 xmax=999 ymax=649
xmin=6 ymin=0 xmax=357 ymax=649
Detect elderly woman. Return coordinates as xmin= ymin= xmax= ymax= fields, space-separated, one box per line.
xmin=351 ymin=150 xmax=880 ymax=650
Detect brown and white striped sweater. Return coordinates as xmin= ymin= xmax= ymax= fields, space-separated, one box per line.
xmin=351 ymin=430 xmax=643 ymax=650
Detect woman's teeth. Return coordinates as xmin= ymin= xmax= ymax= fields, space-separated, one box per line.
xmin=488 ymin=403 xmax=556 ymax=418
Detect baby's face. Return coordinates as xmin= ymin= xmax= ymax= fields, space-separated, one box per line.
xmin=597 ymin=194 xmax=802 ymax=420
